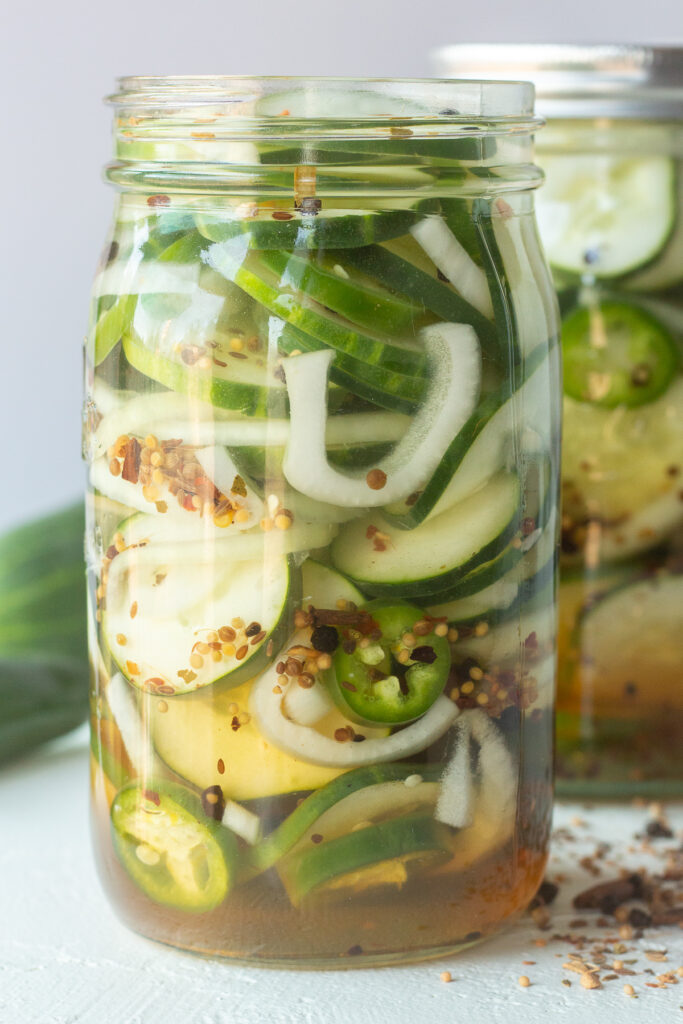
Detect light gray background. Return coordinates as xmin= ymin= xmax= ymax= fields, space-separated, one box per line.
xmin=1 ymin=1 xmax=680 ymax=532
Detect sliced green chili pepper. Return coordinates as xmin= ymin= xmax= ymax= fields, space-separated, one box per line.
xmin=562 ymin=301 xmax=679 ymax=408
xmin=111 ymin=780 xmax=238 ymax=912
xmin=278 ymin=812 xmax=452 ymax=906
xmin=327 ymin=601 xmax=450 ymax=725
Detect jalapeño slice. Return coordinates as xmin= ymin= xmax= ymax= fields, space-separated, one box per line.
xmin=328 ymin=601 xmax=450 ymax=726
xmin=111 ymin=781 xmax=238 ymax=912
xmin=562 ymin=301 xmax=679 ymax=408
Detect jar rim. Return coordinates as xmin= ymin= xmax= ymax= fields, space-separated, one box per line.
xmin=107 ymin=75 xmax=540 ymax=127
xmin=431 ymin=44 xmax=683 ymax=119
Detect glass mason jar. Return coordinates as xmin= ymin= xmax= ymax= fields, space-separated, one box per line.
xmin=433 ymin=45 xmax=683 ymax=798
xmin=84 ymin=76 xmax=560 ymax=966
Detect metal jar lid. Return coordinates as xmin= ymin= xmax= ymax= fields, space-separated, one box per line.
xmin=431 ymin=44 xmax=683 ymax=119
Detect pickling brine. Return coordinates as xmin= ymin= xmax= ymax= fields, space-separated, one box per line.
xmin=84 ymin=77 xmax=560 ymax=966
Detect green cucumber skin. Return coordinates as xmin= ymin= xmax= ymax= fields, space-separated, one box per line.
xmin=281 ymin=811 xmax=451 ymax=905
xmin=247 ymin=763 xmax=442 ymax=876
xmin=0 ymin=655 xmax=89 ymax=766
xmin=336 ymin=510 xmax=520 ymax=602
xmin=210 ymin=250 xmax=427 ymax=378
xmin=343 ymin=245 xmax=500 ymax=361
xmin=0 ymin=505 xmax=88 ymax=763
xmin=429 ymin=557 xmax=556 ymax=630
xmin=257 ymin=137 xmax=496 ymax=165
xmin=195 ymin=207 xmax=424 ymax=251
xmin=122 ymin=332 xmax=287 ymax=418
xmin=472 ymin=199 xmax=521 ymax=366
xmin=384 ymin=346 xmax=548 ymax=531
xmin=277 ymin=323 xmax=426 ymax=414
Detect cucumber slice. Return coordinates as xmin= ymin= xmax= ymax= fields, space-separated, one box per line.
xmin=258 ymin=250 xmax=424 ymax=336
xmin=282 ymin=323 xmax=481 ymax=509
xmin=102 ymin=518 xmax=294 ymax=695
xmin=247 ymin=762 xmax=440 ymax=876
xmin=385 ymin=347 xmax=553 ymax=528
xmin=278 ymin=812 xmax=451 ymax=907
xmin=427 ymin=518 xmax=557 ymax=626
xmin=152 ymin=677 xmax=382 ymax=800
xmin=301 ymin=560 xmax=364 ymax=609
xmin=561 ymin=301 xmax=679 ymax=408
xmin=343 ymin=243 xmax=500 ymax=360
xmin=562 ymin=376 xmax=683 ymax=552
xmin=276 ymin=322 xmax=426 ymax=413
xmin=206 ymin=238 xmax=427 ymax=377
xmin=536 ymin=155 xmax=676 ymax=279
xmin=573 ymin=572 xmax=682 ymax=709
xmin=111 ymin=780 xmax=238 ymax=912
xmin=330 ymin=471 xmax=520 ymax=598
xmin=196 ymin=204 xmax=423 ymax=251
xmin=453 ymin=585 xmax=556 ymax=666
xmin=122 ymin=329 xmax=287 ymax=417
xmin=91 ymin=295 xmax=138 ymax=367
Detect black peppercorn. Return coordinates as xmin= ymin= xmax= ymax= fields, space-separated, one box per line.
xmin=311 ymin=624 xmax=339 ymax=653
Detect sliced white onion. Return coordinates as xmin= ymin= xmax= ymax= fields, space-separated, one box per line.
xmin=410 ymin=217 xmax=493 ymax=319
xmin=93 ymin=392 xmax=407 ymax=461
xmin=282 ymin=680 xmax=336 ymax=726
xmin=249 ymin=661 xmax=459 ymax=767
xmin=109 ymin=519 xmax=339 ymax=570
xmin=94 ymin=260 xmax=200 ymax=298
xmin=283 ymin=323 xmax=481 ymax=508
xmin=435 ymin=716 xmax=475 ymax=829
xmin=469 ymin=709 xmax=517 ymax=826
xmin=221 ymin=800 xmax=262 ymax=846
xmin=106 ymin=672 xmax=161 ymax=777
xmin=195 ymin=445 xmax=264 ymax=530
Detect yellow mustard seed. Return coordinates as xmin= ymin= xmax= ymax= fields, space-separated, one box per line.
xmin=434 ymin=623 xmax=448 ymax=637
xmin=190 ymin=653 xmax=204 ymax=669
xmin=234 ymin=508 xmax=251 ymax=524
xmin=116 ymin=633 xmax=127 ymax=646
xmin=275 ymin=513 xmax=293 ymax=531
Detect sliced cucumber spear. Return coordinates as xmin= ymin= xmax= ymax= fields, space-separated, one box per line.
xmin=282 ymin=322 xmax=481 ymax=508
xmin=246 ymin=762 xmax=441 ymax=876
xmin=343 ymin=243 xmax=500 ymax=362
xmin=195 ymin=204 xmax=424 ymax=251
xmin=278 ymin=812 xmax=451 ymax=907
xmin=206 ymin=236 xmax=427 ymax=377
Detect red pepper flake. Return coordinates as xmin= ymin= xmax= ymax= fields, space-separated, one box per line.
xmin=521 ymin=517 xmax=537 ymax=536
xmin=106 ymin=544 xmax=118 ymax=560
xmin=334 ymin=726 xmax=354 ymax=742
xmin=524 ymin=631 xmax=538 ymax=649
xmin=121 ymin=437 xmax=142 ymax=484
xmin=365 ymin=524 xmax=378 ymax=539
xmin=272 ymin=211 xmax=294 ymax=220
xmin=217 ymin=758 xmax=225 ymax=775
xmin=366 ymin=468 xmax=387 ymax=491
xmin=373 ymin=538 xmax=387 ymax=552
xmin=311 ymin=833 xmax=323 ymax=844
xmin=231 ymin=715 xmax=241 ymax=731
xmin=405 ymin=491 xmax=421 ymax=506
xmin=143 ymin=789 xmax=161 ymax=806
xmin=143 ymin=677 xmax=166 ymax=692
xmin=346 ymin=945 xmax=363 ymax=956
xmin=229 ymin=351 xmax=248 ymax=360
xmin=147 ymin=194 xmax=170 ymax=207
xmin=411 ymin=645 xmax=437 ymax=664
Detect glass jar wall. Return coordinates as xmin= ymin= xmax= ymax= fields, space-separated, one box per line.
xmin=433 ymin=45 xmax=683 ymax=798
xmin=84 ymin=77 xmax=560 ymax=966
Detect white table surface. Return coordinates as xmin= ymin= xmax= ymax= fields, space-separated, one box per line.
xmin=1 ymin=728 xmax=680 ymax=1024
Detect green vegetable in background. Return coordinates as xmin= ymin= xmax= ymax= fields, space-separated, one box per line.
xmin=0 ymin=503 xmax=88 ymax=765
